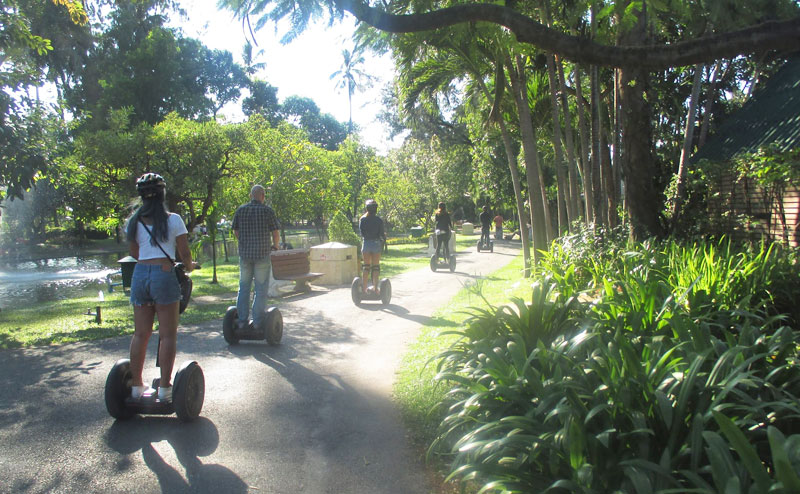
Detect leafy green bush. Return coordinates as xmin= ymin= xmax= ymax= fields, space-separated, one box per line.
xmin=327 ymin=211 xmax=360 ymax=247
xmin=431 ymin=230 xmax=800 ymax=493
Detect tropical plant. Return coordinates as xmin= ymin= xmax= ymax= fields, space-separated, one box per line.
xmin=430 ymin=230 xmax=800 ymax=493
xmin=327 ymin=210 xmax=360 ymax=246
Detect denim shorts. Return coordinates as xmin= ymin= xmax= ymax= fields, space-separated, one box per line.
xmin=362 ymin=238 xmax=382 ymax=254
xmin=130 ymin=263 xmax=181 ymax=306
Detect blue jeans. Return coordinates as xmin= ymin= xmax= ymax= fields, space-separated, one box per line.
xmin=481 ymin=225 xmax=491 ymax=244
xmin=237 ymin=257 xmax=271 ymax=326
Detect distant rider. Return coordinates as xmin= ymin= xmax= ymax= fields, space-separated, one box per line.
xmin=434 ymin=202 xmax=454 ymax=259
xmin=358 ymin=199 xmax=386 ymax=294
xmin=479 ymin=205 xmax=492 ymax=246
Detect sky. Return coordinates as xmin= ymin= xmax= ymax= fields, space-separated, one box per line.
xmin=172 ymin=0 xmax=401 ymax=153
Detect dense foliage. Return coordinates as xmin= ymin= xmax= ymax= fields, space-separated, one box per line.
xmin=431 ymin=231 xmax=800 ymax=493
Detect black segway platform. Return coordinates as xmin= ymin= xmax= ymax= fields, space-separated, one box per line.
xmin=477 ymin=238 xmax=494 ymax=252
xmin=430 ymin=253 xmax=456 ymax=272
xmin=104 ymin=359 xmax=205 ymax=422
xmin=222 ymin=306 xmax=283 ymax=345
xmin=351 ymin=277 xmax=391 ymax=306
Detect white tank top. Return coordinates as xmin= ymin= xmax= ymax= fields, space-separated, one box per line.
xmin=134 ymin=213 xmax=188 ymax=261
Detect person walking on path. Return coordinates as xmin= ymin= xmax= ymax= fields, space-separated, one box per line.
xmin=434 ymin=202 xmax=454 ymax=259
xmin=479 ymin=205 xmax=492 ymax=246
xmin=232 ymin=185 xmax=281 ymax=329
xmin=125 ymin=173 xmax=196 ymax=402
xmin=493 ymin=212 xmax=504 ymax=240
xmin=358 ymin=199 xmax=386 ymax=294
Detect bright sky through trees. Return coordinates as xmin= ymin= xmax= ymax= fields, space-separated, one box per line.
xmin=174 ymin=0 xmax=400 ymax=153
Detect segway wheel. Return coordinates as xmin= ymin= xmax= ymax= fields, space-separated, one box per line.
xmin=379 ymin=278 xmax=392 ymax=305
xmin=449 ymin=255 xmax=456 ymax=272
xmin=173 ymin=361 xmax=205 ymax=422
xmin=265 ymin=307 xmax=283 ymax=345
xmin=430 ymin=255 xmax=437 ymax=272
xmin=351 ymin=277 xmax=362 ymax=305
xmin=476 ymin=240 xmax=481 ymax=252
xmin=105 ymin=359 xmax=136 ymax=420
xmin=222 ymin=306 xmax=240 ymax=345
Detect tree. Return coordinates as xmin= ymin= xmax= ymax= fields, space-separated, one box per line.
xmin=67 ymin=1 xmax=248 ymax=129
xmin=242 ymin=79 xmax=281 ymax=123
xmin=334 ymin=136 xmax=377 ymax=220
xmin=281 ymin=95 xmax=347 ymax=150
xmin=219 ymin=0 xmax=800 ymax=240
xmin=329 ymin=42 xmax=375 ymax=133
xmin=0 ymin=0 xmax=86 ymax=202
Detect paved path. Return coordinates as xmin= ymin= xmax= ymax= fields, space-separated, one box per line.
xmin=0 ymin=240 xmax=519 ymax=493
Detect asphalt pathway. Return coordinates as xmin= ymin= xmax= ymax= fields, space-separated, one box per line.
xmin=0 ymin=239 xmax=520 ymax=494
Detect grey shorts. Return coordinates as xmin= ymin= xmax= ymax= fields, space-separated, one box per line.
xmin=130 ymin=263 xmax=181 ymax=306
xmin=361 ymin=239 xmax=382 ymax=254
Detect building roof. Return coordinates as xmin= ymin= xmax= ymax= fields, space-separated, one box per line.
xmin=692 ymin=55 xmax=800 ymax=163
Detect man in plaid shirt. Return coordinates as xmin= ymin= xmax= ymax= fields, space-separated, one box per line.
xmin=232 ymin=185 xmax=281 ymax=329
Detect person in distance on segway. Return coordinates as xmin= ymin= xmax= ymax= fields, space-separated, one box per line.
xmin=126 ymin=173 xmax=196 ymax=402
xmin=479 ymin=205 xmax=492 ymax=247
xmin=359 ymin=199 xmax=386 ymax=294
xmin=434 ymin=202 xmax=454 ymax=260
xmin=232 ymin=185 xmax=281 ymax=331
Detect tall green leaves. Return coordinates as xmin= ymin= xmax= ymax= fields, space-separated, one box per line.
xmin=432 ymin=232 xmax=800 ymax=493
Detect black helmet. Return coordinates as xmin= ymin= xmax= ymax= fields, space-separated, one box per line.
xmin=136 ymin=173 xmax=165 ymax=198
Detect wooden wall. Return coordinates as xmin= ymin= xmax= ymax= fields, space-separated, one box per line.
xmin=707 ymin=173 xmax=800 ymax=247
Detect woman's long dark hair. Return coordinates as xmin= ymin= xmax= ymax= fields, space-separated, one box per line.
xmin=126 ymin=188 xmax=170 ymax=245
xmin=436 ymin=202 xmax=447 ymax=215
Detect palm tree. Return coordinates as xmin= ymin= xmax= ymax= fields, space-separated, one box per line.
xmin=330 ymin=43 xmax=374 ymax=134
xmin=241 ymin=41 xmax=266 ymax=79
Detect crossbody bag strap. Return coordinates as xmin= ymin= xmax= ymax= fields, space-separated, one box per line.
xmin=138 ymin=217 xmax=176 ymax=265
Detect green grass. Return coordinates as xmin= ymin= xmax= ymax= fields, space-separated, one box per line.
xmin=393 ymin=252 xmax=529 ymax=450
xmin=0 ymin=261 xmax=242 ymax=349
xmin=0 ymin=234 xmax=483 ymax=349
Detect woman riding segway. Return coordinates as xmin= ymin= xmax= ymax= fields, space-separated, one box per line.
xmin=105 ymin=173 xmax=204 ymax=422
xmin=359 ymin=199 xmax=386 ymax=294
xmin=431 ymin=202 xmax=456 ymax=272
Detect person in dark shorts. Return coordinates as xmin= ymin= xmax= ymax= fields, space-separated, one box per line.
xmin=125 ymin=173 xmax=196 ymax=402
xmin=434 ymin=202 xmax=454 ymax=259
xmin=479 ymin=205 xmax=492 ymax=245
xmin=359 ymin=199 xmax=386 ymax=294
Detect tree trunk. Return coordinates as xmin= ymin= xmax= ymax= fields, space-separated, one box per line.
xmin=612 ymin=68 xmax=622 ymax=227
xmin=556 ymin=56 xmax=582 ymax=226
xmin=546 ymin=53 xmax=570 ymax=235
xmin=542 ymin=1 xmax=571 ymax=234
xmin=574 ymin=64 xmax=594 ymax=226
xmin=698 ymin=60 xmax=723 ymax=148
xmin=508 ymin=56 xmax=548 ymax=264
xmin=590 ymin=63 xmax=604 ymax=226
xmin=671 ymin=63 xmax=704 ymax=226
xmin=618 ymin=5 xmax=663 ymax=240
xmin=601 ymin=113 xmax=616 ymax=227
xmin=499 ymin=118 xmax=532 ymax=276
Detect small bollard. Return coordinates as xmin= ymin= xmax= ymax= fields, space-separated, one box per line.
xmin=86 ymin=306 xmax=102 ymax=324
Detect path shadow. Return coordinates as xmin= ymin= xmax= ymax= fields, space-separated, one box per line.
xmin=219 ymin=305 xmax=365 ymax=360
xmin=105 ymin=417 xmax=247 ymax=493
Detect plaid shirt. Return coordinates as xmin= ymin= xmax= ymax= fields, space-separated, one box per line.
xmin=232 ymin=200 xmax=281 ymax=260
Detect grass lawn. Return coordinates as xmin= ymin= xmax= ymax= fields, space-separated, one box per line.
xmin=0 ymin=234 xmax=480 ymax=349
xmin=393 ymin=253 xmax=530 ymax=459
